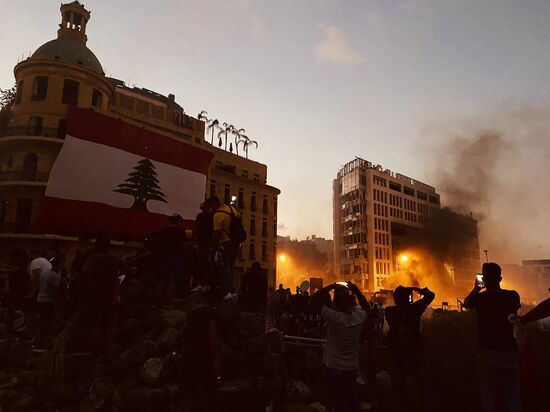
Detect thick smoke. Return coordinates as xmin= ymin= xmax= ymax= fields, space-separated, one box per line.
xmin=420 ymin=104 xmax=550 ymax=264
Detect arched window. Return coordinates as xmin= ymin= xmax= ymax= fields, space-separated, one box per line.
xmin=22 ymin=153 xmax=38 ymax=180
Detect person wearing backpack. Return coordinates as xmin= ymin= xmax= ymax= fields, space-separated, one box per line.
xmin=211 ymin=196 xmax=247 ymax=297
xmin=386 ymin=285 xmax=435 ymax=412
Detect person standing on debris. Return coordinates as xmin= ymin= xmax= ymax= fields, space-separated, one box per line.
xmin=239 ymin=261 xmax=268 ymax=312
xmin=310 ymin=281 xmax=370 ymax=412
xmin=464 ymin=262 xmax=522 ymax=412
xmin=156 ymin=213 xmax=187 ymax=305
xmin=81 ymin=235 xmax=124 ymax=359
xmin=211 ymin=196 xmax=246 ymax=297
xmin=385 ymin=285 xmax=435 ymax=412
xmin=30 ymin=257 xmax=59 ymax=349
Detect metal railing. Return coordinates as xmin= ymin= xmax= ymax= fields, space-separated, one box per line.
xmin=0 ymin=127 xmax=62 ymax=139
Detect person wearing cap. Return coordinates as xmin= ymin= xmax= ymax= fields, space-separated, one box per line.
xmin=464 ymin=262 xmax=522 ymax=412
xmin=30 ymin=257 xmax=60 ymax=349
xmin=310 ymin=282 xmax=370 ymax=412
xmin=156 ymin=213 xmax=187 ymax=304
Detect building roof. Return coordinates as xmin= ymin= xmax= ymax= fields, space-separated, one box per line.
xmin=31 ymin=36 xmax=104 ymax=74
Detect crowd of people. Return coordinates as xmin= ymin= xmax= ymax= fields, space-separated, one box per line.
xmin=2 ymin=192 xmax=550 ymax=412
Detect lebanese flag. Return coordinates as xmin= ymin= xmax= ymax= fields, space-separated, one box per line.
xmin=34 ymin=107 xmax=213 ymax=239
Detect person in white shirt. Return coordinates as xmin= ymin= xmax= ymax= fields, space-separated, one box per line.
xmin=310 ymin=282 xmax=370 ymax=412
xmin=30 ymin=257 xmax=60 ymax=349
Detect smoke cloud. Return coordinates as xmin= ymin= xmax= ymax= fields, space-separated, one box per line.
xmin=420 ymin=103 xmax=550 ymax=264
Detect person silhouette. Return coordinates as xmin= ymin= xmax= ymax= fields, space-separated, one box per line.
xmin=464 ymin=262 xmax=522 ymax=412
xmin=385 ymin=285 xmax=435 ymax=412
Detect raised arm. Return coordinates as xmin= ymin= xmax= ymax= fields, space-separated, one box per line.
xmin=348 ymin=282 xmax=371 ymax=315
xmin=310 ymin=284 xmax=336 ymax=314
xmin=520 ymin=294 xmax=550 ymax=325
xmin=464 ymin=281 xmax=482 ymax=309
xmin=411 ymin=286 xmax=435 ymax=311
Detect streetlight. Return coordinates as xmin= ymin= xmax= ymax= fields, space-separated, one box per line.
xmin=483 ymin=250 xmax=489 ymax=263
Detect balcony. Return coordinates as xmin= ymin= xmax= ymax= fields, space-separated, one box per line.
xmin=0 ymin=171 xmax=49 ymax=182
xmin=0 ymin=127 xmax=62 ymax=139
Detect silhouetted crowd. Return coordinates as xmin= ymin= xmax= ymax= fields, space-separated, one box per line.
xmin=2 ymin=195 xmax=550 ymax=411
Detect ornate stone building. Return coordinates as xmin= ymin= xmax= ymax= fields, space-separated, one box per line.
xmin=0 ymin=1 xmax=280 ymax=286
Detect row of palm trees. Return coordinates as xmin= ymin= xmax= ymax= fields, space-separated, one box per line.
xmin=197 ymin=111 xmax=258 ymax=159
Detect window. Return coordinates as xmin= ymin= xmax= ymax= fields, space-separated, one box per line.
xmin=58 ymin=119 xmax=67 ymax=139
xmin=251 ymin=192 xmax=257 ymax=212
xmin=31 ymin=76 xmax=48 ymax=101
xmin=119 ymin=94 xmax=135 ymax=110
xmin=238 ymin=188 xmax=244 ymax=209
xmin=92 ymin=89 xmax=103 ymax=108
xmin=429 ymin=195 xmax=440 ymax=205
xmin=241 ymin=170 xmax=249 ymax=179
xmin=249 ymin=239 xmax=256 ymax=260
xmin=262 ymin=218 xmax=268 ymax=237
xmin=22 ymin=153 xmax=38 ymax=180
xmin=210 ymin=180 xmax=216 ymax=198
xmin=250 ymin=216 xmax=256 ymax=236
xmin=389 ymin=182 xmax=401 ymax=192
xmin=27 ymin=117 xmax=43 ymax=136
xmin=273 ymin=222 xmax=277 ymax=237
xmin=262 ymin=195 xmax=268 ymax=214
xmin=262 ymin=241 xmax=267 ymax=261
xmin=404 ymin=186 xmax=415 ymax=197
xmin=253 ymin=173 xmax=261 ymax=183
xmin=151 ymin=105 xmax=164 ymax=119
xmin=15 ymin=80 xmax=23 ymax=105
xmin=136 ymin=99 xmax=149 ymax=115
xmin=224 ymin=184 xmax=230 ymax=204
xmin=417 ymin=191 xmax=427 ymax=201
xmin=15 ymin=198 xmax=33 ymax=233
xmin=62 ymin=79 xmax=79 ymax=105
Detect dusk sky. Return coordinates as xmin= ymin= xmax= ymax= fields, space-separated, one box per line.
xmin=2 ymin=0 xmax=550 ymax=260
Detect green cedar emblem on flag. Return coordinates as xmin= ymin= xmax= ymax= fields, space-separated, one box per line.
xmin=114 ymin=158 xmax=167 ymax=211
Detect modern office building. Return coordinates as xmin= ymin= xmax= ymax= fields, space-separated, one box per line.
xmin=333 ymin=157 xmax=480 ymax=295
xmin=0 ymin=1 xmax=280 ymax=286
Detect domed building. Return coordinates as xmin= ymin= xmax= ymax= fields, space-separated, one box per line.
xmin=0 ymin=1 xmax=280 ymax=288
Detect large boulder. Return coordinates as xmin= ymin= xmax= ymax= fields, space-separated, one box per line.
xmin=123 ymin=318 xmax=147 ymax=338
xmin=156 ymin=328 xmax=180 ymax=353
xmin=133 ymin=339 xmax=160 ymax=362
xmin=160 ymin=309 xmax=186 ymax=328
xmin=139 ymin=357 xmax=175 ymax=387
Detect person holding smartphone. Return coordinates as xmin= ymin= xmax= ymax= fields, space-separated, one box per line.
xmin=464 ymin=262 xmax=522 ymax=412
xmin=385 ymin=285 xmax=435 ymax=412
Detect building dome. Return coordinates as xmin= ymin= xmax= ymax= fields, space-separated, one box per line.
xmin=31 ymin=36 xmax=104 ymax=74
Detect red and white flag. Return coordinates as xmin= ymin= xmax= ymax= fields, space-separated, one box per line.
xmin=35 ymin=107 xmax=213 ymax=239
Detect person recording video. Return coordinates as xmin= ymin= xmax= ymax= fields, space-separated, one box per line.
xmin=464 ymin=262 xmax=522 ymax=412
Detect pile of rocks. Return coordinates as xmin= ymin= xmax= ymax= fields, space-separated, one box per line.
xmin=0 ymin=278 xmax=337 ymax=412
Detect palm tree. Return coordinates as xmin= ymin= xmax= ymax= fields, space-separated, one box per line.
xmin=217 ymin=122 xmax=234 ymax=151
xmin=207 ymin=119 xmax=220 ymax=145
xmin=237 ymin=135 xmax=258 ymax=159
xmin=197 ymin=111 xmax=210 ymax=141
xmin=246 ymin=139 xmax=258 ymax=159
xmin=232 ymin=128 xmax=245 ymax=156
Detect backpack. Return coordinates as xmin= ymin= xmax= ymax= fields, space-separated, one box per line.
xmin=218 ymin=206 xmax=247 ymax=244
